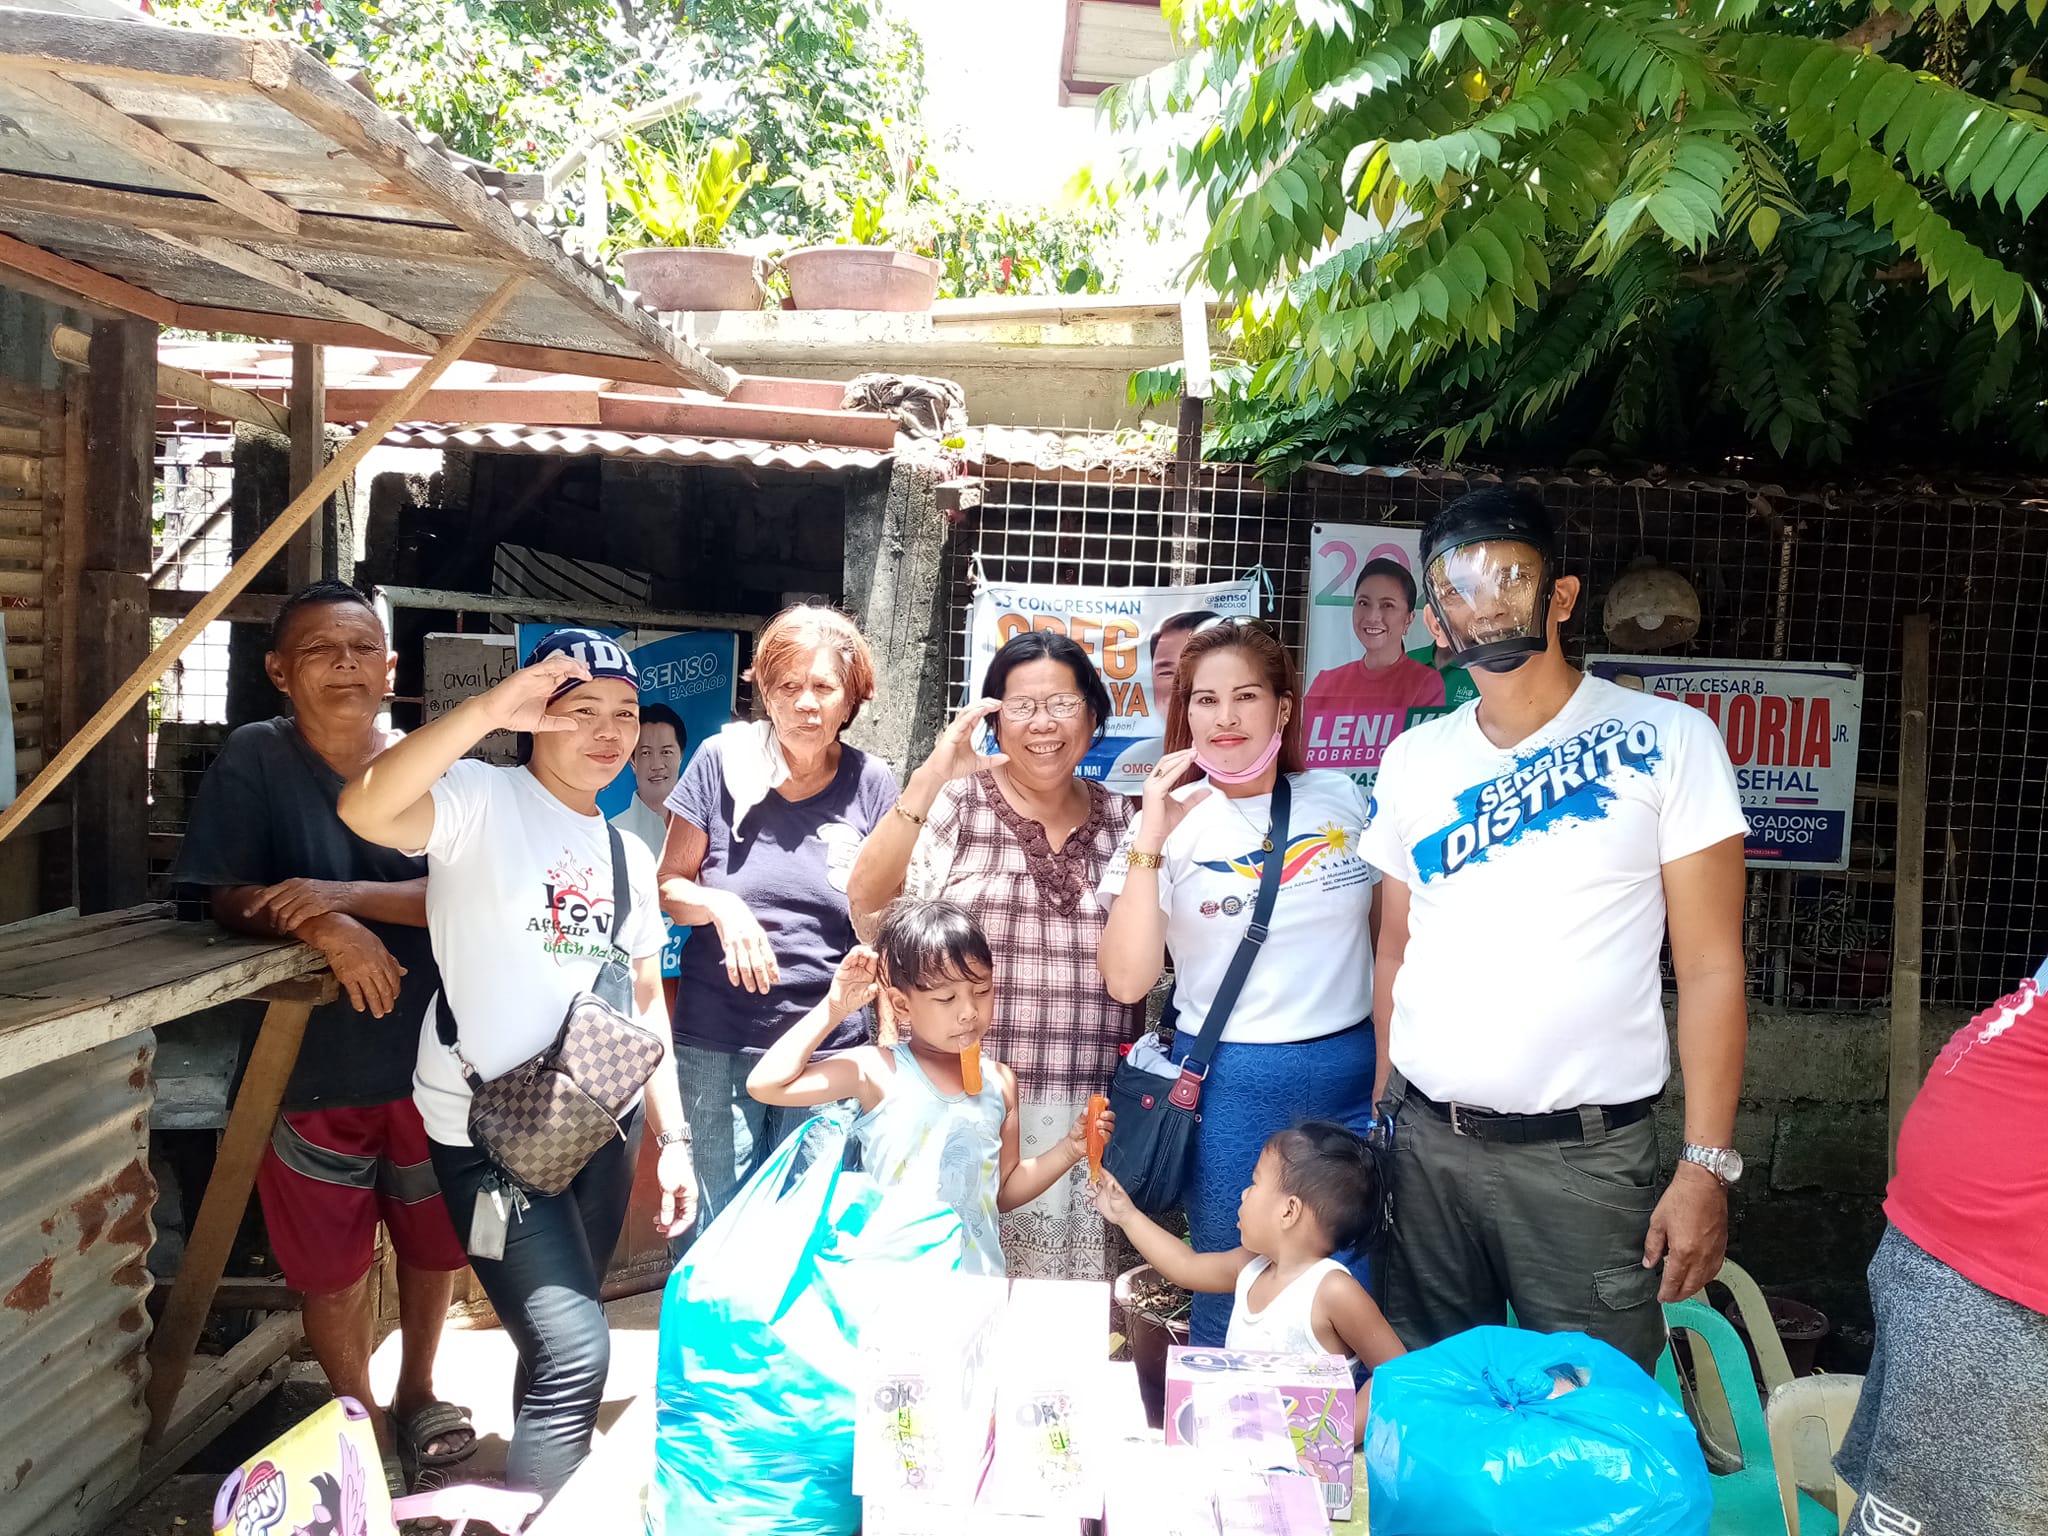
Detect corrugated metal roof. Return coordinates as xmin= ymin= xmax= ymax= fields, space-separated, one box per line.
xmin=381 ymin=422 xmax=893 ymax=474
xmin=0 ymin=1030 xmax=155 ymax=1536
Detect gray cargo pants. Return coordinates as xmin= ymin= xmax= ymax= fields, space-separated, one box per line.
xmin=1381 ymin=1071 xmax=1668 ymax=1372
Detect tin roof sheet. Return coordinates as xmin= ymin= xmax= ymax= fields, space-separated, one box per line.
xmin=380 ymin=421 xmax=892 ymax=474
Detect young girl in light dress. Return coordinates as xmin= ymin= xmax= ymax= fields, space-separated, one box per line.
xmin=748 ymin=897 xmax=1112 ymax=1274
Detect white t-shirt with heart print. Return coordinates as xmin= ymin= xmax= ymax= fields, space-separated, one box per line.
xmin=414 ymin=759 xmax=667 ymax=1146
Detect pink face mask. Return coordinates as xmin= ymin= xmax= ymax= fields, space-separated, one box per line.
xmin=1196 ymin=731 xmax=1283 ymax=784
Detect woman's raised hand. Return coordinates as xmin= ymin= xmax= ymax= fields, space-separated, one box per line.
xmin=920 ymin=698 xmax=1008 ymax=784
xmin=826 ymin=945 xmax=883 ymax=1022
xmin=481 ymin=655 xmax=588 ymax=734
xmin=1136 ymin=747 xmax=1211 ymax=849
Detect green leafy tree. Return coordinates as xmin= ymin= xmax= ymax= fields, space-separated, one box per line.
xmin=152 ymin=0 xmax=1123 ymax=293
xmin=1112 ymin=0 xmax=2048 ymax=469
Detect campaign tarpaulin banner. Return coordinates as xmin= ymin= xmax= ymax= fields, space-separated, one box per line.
xmin=1303 ymin=524 xmax=1476 ymax=783
xmin=1587 ymin=655 xmax=1864 ymax=871
xmin=518 ymin=624 xmax=739 ymax=973
xmin=965 ymin=576 xmax=1261 ymax=792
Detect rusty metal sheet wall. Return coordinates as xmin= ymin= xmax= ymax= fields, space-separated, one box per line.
xmin=0 ymin=1031 xmax=156 ymax=1536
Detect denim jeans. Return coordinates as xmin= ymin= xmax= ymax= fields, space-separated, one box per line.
xmin=429 ymin=1112 xmax=639 ymax=1499
xmin=670 ymin=1041 xmax=805 ymax=1239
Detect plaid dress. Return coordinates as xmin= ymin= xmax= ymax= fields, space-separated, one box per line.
xmin=907 ymin=771 xmax=1145 ymax=1280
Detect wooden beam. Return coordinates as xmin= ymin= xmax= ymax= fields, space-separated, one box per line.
xmin=0 ymin=231 xmax=175 ymax=325
xmin=0 ymin=172 xmax=482 ymax=261
xmin=0 ymin=13 xmax=288 ymax=93
xmin=377 ymin=582 xmax=765 ymax=634
xmin=0 ymin=68 xmax=300 ymax=236
xmin=1889 ymin=614 xmax=1931 ymax=1175
xmin=260 ymin=56 xmax=736 ymax=395
xmin=170 ymin=304 xmax=702 ymax=389
xmin=147 ymin=229 xmax=438 ymax=352
xmin=0 ymin=275 xmax=526 ymax=844
xmin=287 ymin=340 xmax=327 ymax=588
xmin=147 ymin=587 xmax=285 ymax=624
xmin=51 ymin=325 xmax=289 ymax=433
xmin=323 ymin=384 xmax=606 ymax=427
xmin=145 ymin=994 xmax=310 ymax=1437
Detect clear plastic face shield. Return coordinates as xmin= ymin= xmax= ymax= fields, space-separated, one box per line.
xmin=1423 ymin=538 xmax=1555 ymax=674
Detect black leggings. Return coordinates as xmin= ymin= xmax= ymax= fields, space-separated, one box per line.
xmin=429 ymin=1113 xmax=638 ymax=1499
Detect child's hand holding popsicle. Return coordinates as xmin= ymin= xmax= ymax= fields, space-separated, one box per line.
xmin=1061 ymin=1097 xmax=1115 ymax=1178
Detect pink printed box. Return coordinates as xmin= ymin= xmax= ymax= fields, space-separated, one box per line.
xmin=1162 ymin=1347 xmax=1356 ymax=1521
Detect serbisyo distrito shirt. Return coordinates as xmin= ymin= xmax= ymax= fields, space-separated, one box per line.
xmin=1101 ymin=770 xmax=1378 ymax=1045
xmin=1359 ymin=674 xmax=1749 ymax=1113
xmin=413 ymin=760 xmax=667 ymax=1146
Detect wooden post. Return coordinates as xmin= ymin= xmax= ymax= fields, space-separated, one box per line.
xmin=286 ymin=341 xmax=328 ymax=589
xmin=0 ymin=276 xmax=525 ymax=844
xmin=143 ymin=985 xmax=320 ymax=1438
xmin=76 ymin=317 xmax=156 ymax=912
xmin=1888 ymin=614 xmax=1931 ymax=1175
xmin=1166 ymin=393 xmax=1205 ymax=588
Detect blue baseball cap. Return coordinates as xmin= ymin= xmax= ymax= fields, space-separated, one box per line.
xmin=523 ymin=627 xmax=640 ymax=701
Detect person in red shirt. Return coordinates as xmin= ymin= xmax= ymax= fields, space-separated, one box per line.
xmin=1302 ymin=560 xmax=1446 ymax=770
xmin=1835 ymin=954 xmax=2048 ymax=1533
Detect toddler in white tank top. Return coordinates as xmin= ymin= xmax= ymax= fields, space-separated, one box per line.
xmin=1095 ymin=1122 xmax=1405 ymax=1432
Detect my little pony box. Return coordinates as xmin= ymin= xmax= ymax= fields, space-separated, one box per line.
xmin=212 ymin=1397 xmax=390 ymax=1536
xmin=1162 ymin=1347 xmax=1356 ymax=1520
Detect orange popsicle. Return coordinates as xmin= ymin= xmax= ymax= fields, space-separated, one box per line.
xmin=1085 ymin=1093 xmax=1109 ymax=1180
xmin=961 ymin=1041 xmax=983 ymax=1095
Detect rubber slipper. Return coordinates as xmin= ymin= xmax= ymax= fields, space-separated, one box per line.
xmin=396 ymin=1399 xmax=478 ymax=1468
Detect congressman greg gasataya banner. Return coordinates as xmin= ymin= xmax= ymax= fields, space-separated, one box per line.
xmin=965 ymin=576 xmax=1262 ymax=792
xmin=1588 ymin=655 xmax=1864 ymax=871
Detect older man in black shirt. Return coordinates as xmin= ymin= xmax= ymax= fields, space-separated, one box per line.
xmin=176 ymin=582 xmax=471 ymax=1493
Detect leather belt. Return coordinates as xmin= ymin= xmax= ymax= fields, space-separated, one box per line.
xmin=1402 ymin=1084 xmax=1658 ymax=1144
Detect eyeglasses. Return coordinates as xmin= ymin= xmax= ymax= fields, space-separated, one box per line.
xmin=999 ymin=692 xmax=1087 ymax=723
xmin=1195 ymin=614 xmax=1279 ymax=639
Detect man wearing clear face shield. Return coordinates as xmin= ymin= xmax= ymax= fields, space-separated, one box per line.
xmin=1357 ymin=488 xmax=1750 ymax=1371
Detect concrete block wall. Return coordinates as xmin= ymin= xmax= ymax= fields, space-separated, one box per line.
xmin=1653 ymin=1002 xmax=1971 ymax=1346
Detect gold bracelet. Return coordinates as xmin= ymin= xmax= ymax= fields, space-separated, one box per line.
xmin=891 ymin=801 xmax=928 ymax=828
xmin=1125 ymin=849 xmax=1164 ymax=869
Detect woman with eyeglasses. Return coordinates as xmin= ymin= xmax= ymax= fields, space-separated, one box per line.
xmin=1097 ymin=617 xmax=1384 ymax=1346
xmin=848 ymin=630 xmax=1144 ymax=1282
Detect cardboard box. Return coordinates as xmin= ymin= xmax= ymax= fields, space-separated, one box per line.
xmin=422 ymin=633 xmax=518 ymax=763
xmin=1212 ymin=1470 xmax=1332 ymax=1536
xmin=852 ymin=1272 xmax=1010 ymax=1507
xmin=862 ymin=1501 xmax=1082 ymax=1536
xmin=982 ymin=1281 xmax=1116 ymax=1520
xmin=1164 ymin=1347 xmax=1356 ymax=1520
xmin=1188 ymin=1382 xmax=1299 ymax=1473
xmin=1102 ymin=1443 xmax=1220 ymax=1536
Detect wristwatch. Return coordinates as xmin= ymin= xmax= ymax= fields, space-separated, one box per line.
xmin=1681 ymin=1143 xmax=1744 ymax=1185
xmin=656 ymin=1128 xmax=693 ymax=1150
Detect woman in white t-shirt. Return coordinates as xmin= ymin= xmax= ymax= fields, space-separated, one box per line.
xmin=339 ymin=630 xmax=697 ymax=1500
xmin=1098 ymin=618 xmax=1381 ymax=1346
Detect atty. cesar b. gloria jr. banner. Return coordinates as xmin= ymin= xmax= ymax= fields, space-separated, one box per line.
xmin=1588 ymin=655 xmax=1864 ymax=871
xmin=965 ymin=575 xmax=1262 ymax=792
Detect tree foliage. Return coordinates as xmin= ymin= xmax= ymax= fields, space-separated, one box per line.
xmin=151 ymin=0 xmax=1123 ymax=295
xmin=1111 ymin=0 xmax=2048 ymax=470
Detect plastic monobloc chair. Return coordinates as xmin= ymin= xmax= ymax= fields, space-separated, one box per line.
xmin=1656 ymin=1298 xmax=1831 ymax=1536
xmin=1766 ymin=1374 xmax=1867 ymax=1535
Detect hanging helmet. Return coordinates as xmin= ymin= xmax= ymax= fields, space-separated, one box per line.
xmin=1418 ymin=488 xmax=1562 ymax=675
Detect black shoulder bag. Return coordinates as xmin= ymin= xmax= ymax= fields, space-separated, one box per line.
xmin=1101 ymin=774 xmax=1292 ymax=1215
xmin=434 ymin=823 xmax=664 ymax=1198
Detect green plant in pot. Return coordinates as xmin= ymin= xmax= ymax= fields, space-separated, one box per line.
xmin=610 ymin=135 xmax=768 ymax=313
xmin=781 ymin=126 xmax=943 ymax=313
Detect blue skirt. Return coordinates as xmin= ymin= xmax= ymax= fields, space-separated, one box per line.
xmin=1170 ymin=1021 xmax=1377 ymax=1346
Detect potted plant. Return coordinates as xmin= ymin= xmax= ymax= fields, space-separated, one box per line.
xmin=610 ymin=135 xmax=767 ymax=313
xmin=780 ymin=129 xmax=943 ymax=312
xmin=1114 ymin=1262 xmax=1191 ymax=1430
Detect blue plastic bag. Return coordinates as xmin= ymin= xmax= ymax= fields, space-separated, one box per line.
xmin=648 ymin=1110 xmax=963 ymax=1536
xmin=1365 ymin=1326 xmax=1711 ymax=1536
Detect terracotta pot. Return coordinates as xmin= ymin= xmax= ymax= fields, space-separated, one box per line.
xmin=618 ymin=247 xmax=765 ymax=313
xmin=781 ymin=244 xmax=942 ymax=312
xmin=1115 ymin=1263 xmax=1190 ymax=1430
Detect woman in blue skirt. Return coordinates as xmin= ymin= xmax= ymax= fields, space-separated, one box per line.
xmin=1099 ymin=617 xmax=1382 ymax=1345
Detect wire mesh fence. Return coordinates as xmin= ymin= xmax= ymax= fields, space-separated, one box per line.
xmin=952 ymin=434 xmax=2048 ymax=1012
